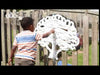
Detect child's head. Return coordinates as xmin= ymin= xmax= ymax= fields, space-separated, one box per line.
xmin=21 ymin=17 xmax=34 ymax=32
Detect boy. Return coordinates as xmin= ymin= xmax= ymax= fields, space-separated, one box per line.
xmin=8 ymin=17 xmax=54 ymax=66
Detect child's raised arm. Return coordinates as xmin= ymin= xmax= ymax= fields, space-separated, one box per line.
xmin=42 ymin=29 xmax=55 ymax=38
xmin=35 ymin=29 xmax=55 ymax=41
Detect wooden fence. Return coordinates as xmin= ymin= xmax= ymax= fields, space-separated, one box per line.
xmin=1 ymin=9 xmax=99 ymax=66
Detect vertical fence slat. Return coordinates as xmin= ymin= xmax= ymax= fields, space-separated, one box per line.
xmin=6 ymin=10 xmax=12 ymax=63
xmin=34 ymin=10 xmax=40 ymax=65
xmin=32 ymin=10 xmax=39 ymax=28
xmin=80 ymin=13 xmax=83 ymax=37
xmin=43 ymin=47 xmax=48 ymax=65
xmin=1 ymin=9 xmax=6 ymax=65
xmin=32 ymin=10 xmax=35 ymax=20
xmin=12 ymin=10 xmax=17 ymax=40
xmin=92 ymin=15 xmax=98 ymax=65
xmin=41 ymin=10 xmax=50 ymax=65
xmin=42 ymin=10 xmax=48 ymax=66
xmin=72 ymin=13 xmax=78 ymax=65
xmin=62 ymin=51 xmax=67 ymax=65
xmin=83 ymin=10 xmax=89 ymax=65
xmin=36 ymin=44 xmax=40 ymax=65
xmin=72 ymin=51 xmax=78 ymax=65
xmin=11 ymin=10 xmax=17 ymax=65
xmin=19 ymin=10 xmax=23 ymax=32
xmin=48 ymin=59 xmax=53 ymax=65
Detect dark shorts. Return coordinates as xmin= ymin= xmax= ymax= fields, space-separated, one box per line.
xmin=14 ymin=58 xmax=35 ymax=66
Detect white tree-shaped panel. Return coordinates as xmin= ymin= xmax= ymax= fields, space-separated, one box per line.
xmin=34 ymin=14 xmax=79 ymax=60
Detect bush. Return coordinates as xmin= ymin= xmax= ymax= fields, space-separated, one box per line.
xmin=67 ymin=50 xmax=72 ymax=56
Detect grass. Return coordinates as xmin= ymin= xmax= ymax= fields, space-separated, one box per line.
xmin=67 ymin=44 xmax=99 ymax=66
xmin=37 ymin=44 xmax=99 ymax=66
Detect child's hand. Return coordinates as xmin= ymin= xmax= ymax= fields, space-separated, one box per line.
xmin=36 ymin=34 xmax=43 ymax=41
xmin=50 ymin=29 xmax=55 ymax=33
xmin=8 ymin=58 xmax=12 ymax=66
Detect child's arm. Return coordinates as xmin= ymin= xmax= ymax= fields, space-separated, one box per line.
xmin=42 ymin=29 xmax=55 ymax=38
xmin=8 ymin=46 xmax=17 ymax=66
xmin=35 ymin=29 xmax=55 ymax=41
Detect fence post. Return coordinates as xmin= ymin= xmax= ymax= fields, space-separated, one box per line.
xmin=1 ymin=9 xmax=6 ymax=65
xmin=83 ymin=10 xmax=89 ymax=65
xmin=92 ymin=15 xmax=98 ymax=65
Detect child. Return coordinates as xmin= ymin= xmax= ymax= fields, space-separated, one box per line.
xmin=8 ymin=17 xmax=54 ymax=66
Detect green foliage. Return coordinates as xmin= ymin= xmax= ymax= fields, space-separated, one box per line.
xmin=67 ymin=44 xmax=99 ymax=65
xmin=67 ymin=50 xmax=72 ymax=56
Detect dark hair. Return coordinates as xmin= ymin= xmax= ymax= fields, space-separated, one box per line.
xmin=20 ymin=17 xmax=34 ymax=30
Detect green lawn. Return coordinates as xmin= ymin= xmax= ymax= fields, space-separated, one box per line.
xmin=68 ymin=44 xmax=99 ymax=65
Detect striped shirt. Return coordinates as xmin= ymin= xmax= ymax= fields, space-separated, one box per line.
xmin=13 ymin=30 xmax=42 ymax=61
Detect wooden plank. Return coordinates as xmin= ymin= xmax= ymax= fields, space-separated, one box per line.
xmin=43 ymin=10 xmax=51 ymax=66
xmin=41 ymin=10 xmax=49 ymax=66
xmin=79 ymin=13 xmax=83 ymax=36
xmin=77 ymin=13 xmax=83 ymax=36
xmin=72 ymin=51 xmax=78 ymax=65
xmin=32 ymin=10 xmax=35 ymax=19
xmin=83 ymin=11 xmax=89 ymax=65
xmin=43 ymin=47 xmax=48 ymax=65
xmin=38 ymin=10 xmax=43 ymax=23
xmin=50 ymin=9 xmax=99 ymax=16
xmin=33 ymin=10 xmax=40 ymax=65
xmin=62 ymin=51 xmax=67 ymax=66
xmin=26 ymin=11 xmax=31 ymax=17
xmin=6 ymin=9 xmax=12 ymax=63
xmin=92 ymin=15 xmax=98 ymax=65
xmin=72 ymin=13 xmax=78 ymax=65
xmin=19 ymin=10 xmax=23 ymax=32
xmin=80 ymin=13 xmax=82 ymax=28
xmin=1 ymin=9 xmax=6 ymax=65
xmin=32 ymin=10 xmax=39 ymax=28
xmin=36 ymin=44 xmax=40 ymax=65
xmin=48 ymin=59 xmax=53 ymax=66
xmin=10 ymin=10 xmax=17 ymax=65
xmin=12 ymin=10 xmax=17 ymax=40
